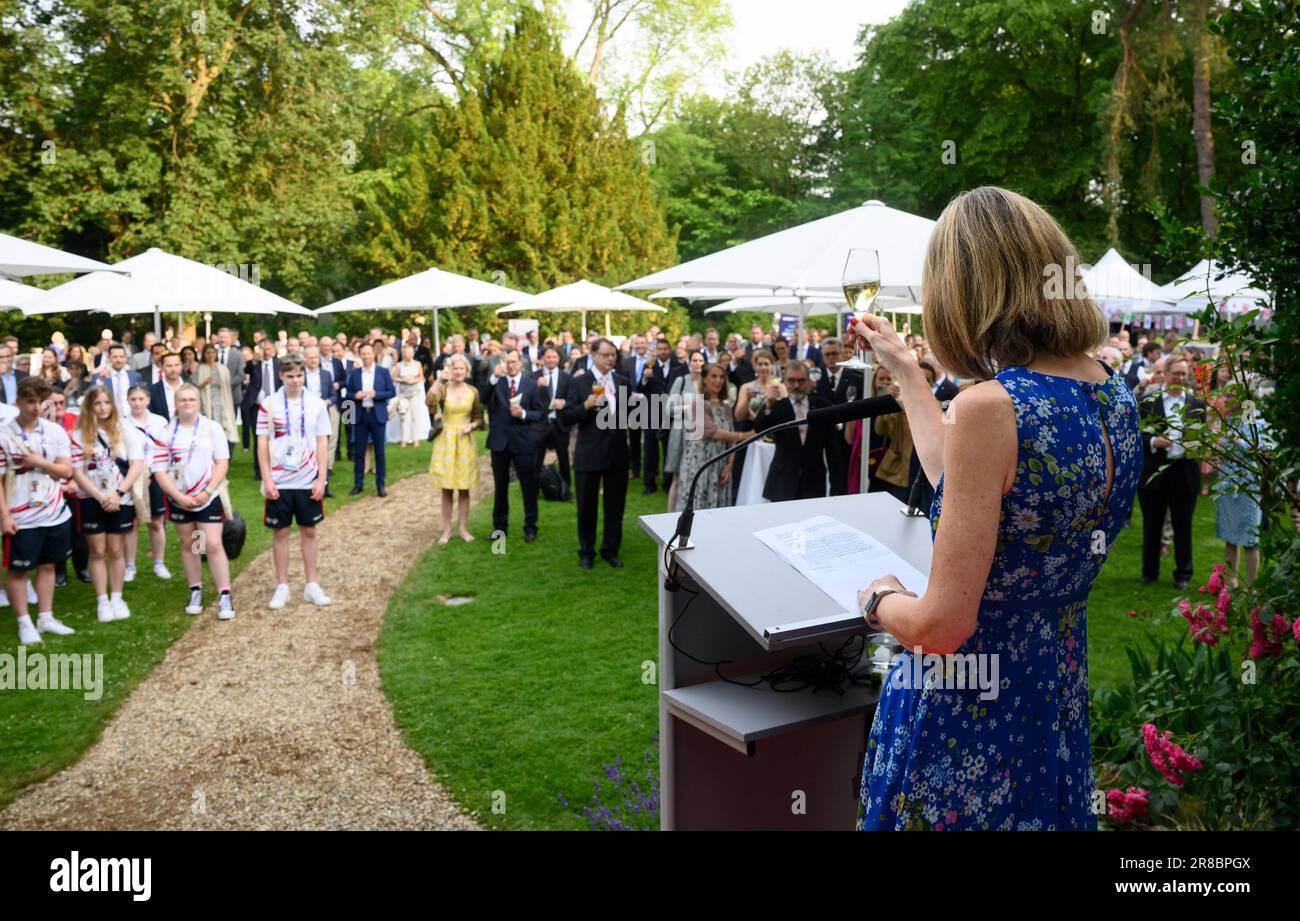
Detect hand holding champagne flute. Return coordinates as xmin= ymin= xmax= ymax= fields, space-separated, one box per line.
xmin=840 ymin=248 xmax=882 ymax=372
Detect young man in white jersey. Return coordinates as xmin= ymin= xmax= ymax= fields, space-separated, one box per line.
xmin=0 ymin=378 xmax=78 ymax=644
xmin=123 ymin=383 xmax=172 ymax=581
xmin=151 ymin=383 xmax=234 ymax=619
xmin=256 ymin=355 xmax=332 ymax=609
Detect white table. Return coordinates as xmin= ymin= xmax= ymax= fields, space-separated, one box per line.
xmin=735 ymin=441 xmax=775 ymax=506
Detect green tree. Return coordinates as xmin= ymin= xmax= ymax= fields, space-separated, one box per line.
xmin=2 ymin=0 xmax=365 ymax=307
xmin=346 ymin=6 xmax=676 ymax=338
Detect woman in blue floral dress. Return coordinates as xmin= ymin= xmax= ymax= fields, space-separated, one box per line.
xmin=848 ymin=187 xmax=1143 ymax=830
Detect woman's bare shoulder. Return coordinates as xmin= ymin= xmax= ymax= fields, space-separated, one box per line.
xmin=948 ymin=380 xmax=1015 ymax=434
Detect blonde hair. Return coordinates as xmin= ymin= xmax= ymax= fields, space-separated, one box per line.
xmin=78 ymin=385 xmax=124 ymax=455
xmin=443 ymin=353 xmax=472 ymax=375
xmin=921 ymin=186 xmax=1107 ymax=380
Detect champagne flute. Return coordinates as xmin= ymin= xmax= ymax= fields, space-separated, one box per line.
xmin=840 ymin=249 xmax=881 ymax=372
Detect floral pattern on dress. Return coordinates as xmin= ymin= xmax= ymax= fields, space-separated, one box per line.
xmin=858 ymin=361 xmax=1142 ymax=830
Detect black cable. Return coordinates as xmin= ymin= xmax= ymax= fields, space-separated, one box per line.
xmin=664 ymin=556 xmax=881 ymax=694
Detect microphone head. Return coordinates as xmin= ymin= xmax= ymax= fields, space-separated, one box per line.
xmin=807 ymin=394 xmax=901 ymax=426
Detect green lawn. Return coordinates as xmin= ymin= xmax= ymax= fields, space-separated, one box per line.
xmin=0 ymin=439 xmax=432 ymax=811
xmin=379 ymin=475 xmax=664 ymax=830
xmin=380 ymin=479 xmax=1220 ymax=830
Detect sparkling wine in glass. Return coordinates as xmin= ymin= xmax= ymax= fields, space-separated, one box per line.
xmin=840 ymin=249 xmax=881 ymax=372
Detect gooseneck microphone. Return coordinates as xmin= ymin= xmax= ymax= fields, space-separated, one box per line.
xmin=666 ymin=394 xmax=901 ymax=553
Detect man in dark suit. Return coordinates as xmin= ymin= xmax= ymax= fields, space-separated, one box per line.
xmin=792 ymin=330 xmax=821 ymax=367
xmin=0 ymin=344 xmax=29 ymax=404
xmin=1125 ymin=341 xmax=1160 ymax=393
xmin=215 ymin=327 xmax=245 ymax=412
xmin=148 ymin=351 xmax=185 ymax=420
xmin=929 ymin=358 xmax=960 ymax=402
xmin=326 ymin=340 xmax=353 ymax=460
xmin=243 ymin=339 xmax=280 ymax=480
xmin=303 ymin=345 xmax=336 ymax=495
xmin=743 ymin=324 xmax=766 ymax=360
xmin=813 ymin=338 xmax=865 ymax=495
xmin=1137 ymin=357 xmax=1204 ymax=589
xmin=753 ymin=360 xmax=833 ymax=502
xmin=624 ymin=335 xmax=652 ymax=480
xmin=726 ymin=340 xmax=756 ymax=391
xmin=532 ymin=345 xmax=573 ymax=490
xmin=561 ymin=338 xmax=630 ymax=569
xmin=480 ymin=348 xmax=546 ymax=541
xmin=344 ymin=341 xmax=396 ymax=497
xmin=635 ymin=337 xmax=682 ymax=495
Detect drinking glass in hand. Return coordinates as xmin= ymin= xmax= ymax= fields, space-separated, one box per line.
xmin=840 ymin=248 xmax=881 ymax=372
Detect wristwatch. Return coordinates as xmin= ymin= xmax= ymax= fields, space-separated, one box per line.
xmin=863 ymin=587 xmax=912 ymax=628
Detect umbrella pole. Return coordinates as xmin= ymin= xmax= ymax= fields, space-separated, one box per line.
xmin=153 ymin=305 xmax=161 ymax=340
xmin=605 ymin=312 xmax=611 ymax=337
xmin=581 ymin=311 xmax=588 ymax=341
xmin=433 ymin=309 xmax=441 ymax=355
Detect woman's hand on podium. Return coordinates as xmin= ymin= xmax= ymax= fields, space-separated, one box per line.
xmin=858 ymin=575 xmax=915 ymax=630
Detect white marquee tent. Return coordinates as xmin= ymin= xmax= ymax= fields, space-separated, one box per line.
xmin=315 ymin=266 xmax=529 ymax=352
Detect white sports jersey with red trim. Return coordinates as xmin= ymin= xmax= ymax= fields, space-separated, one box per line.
xmin=151 ymin=415 xmax=229 ymax=498
xmin=70 ymin=425 xmax=145 ymax=503
xmin=0 ymin=418 xmax=73 ymax=527
xmin=256 ymin=389 xmax=331 ymax=490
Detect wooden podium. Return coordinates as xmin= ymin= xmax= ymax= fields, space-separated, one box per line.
xmin=639 ymin=492 xmax=934 ymax=830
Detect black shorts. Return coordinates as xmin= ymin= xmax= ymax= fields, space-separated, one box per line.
xmin=264 ymin=489 xmax=324 ymax=529
xmin=76 ymin=497 xmax=136 ymax=535
xmin=4 ymin=520 xmax=72 ymax=572
xmin=166 ymin=495 xmax=224 ymax=525
xmin=148 ymin=480 xmax=167 ymax=517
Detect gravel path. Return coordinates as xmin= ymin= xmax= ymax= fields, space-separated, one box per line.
xmin=0 ymin=462 xmax=490 ymax=830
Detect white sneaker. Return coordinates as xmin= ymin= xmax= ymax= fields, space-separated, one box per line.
xmin=0 ymin=588 xmax=8 ymax=607
xmin=154 ymin=561 xmax=172 ymax=580
xmin=303 ymin=583 xmax=331 ymax=607
xmin=217 ymin=593 xmax=235 ymax=621
xmin=111 ymin=598 xmax=131 ymax=620
xmin=124 ymin=564 xmax=136 ymax=582
xmin=26 ymin=582 xmax=37 ymax=604
xmin=268 ymin=584 xmax=291 ymax=610
xmin=36 ymin=614 xmax=76 ymax=636
xmin=17 ymin=619 xmax=41 ymax=645
xmin=185 ymin=587 xmax=204 ymax=615
xmin=97 ymin=598 xmax=115 ymax=623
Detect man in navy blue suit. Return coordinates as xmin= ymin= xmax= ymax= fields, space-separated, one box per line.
xmin=344 ymin=342 xmax=395 ymax=497
xmin=480 ymin=348 xmax=546 ymax=542
xmin=148 ymin=351 xmax=184 ymax=420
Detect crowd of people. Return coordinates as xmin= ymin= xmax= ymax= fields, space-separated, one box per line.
xmin=0 ymin=307 xmax=1273 ymax=644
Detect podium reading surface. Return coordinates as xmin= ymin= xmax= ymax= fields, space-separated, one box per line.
xmin=640 ymin=492 xmax=934 ymax=830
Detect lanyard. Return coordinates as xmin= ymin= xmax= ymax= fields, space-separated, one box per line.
xmin=283 ymin=390 xmax=305 ymax=438
xmin=168 ymin=415 xmax=201 ymax=465
xmin=12 ymin=420 xmax=46 ymax=458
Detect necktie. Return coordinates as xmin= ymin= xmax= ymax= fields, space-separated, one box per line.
xmin=793 ymin=397 xmax=808 ymax=443
xmin=508 ymin=378 xmax=517 ymax=399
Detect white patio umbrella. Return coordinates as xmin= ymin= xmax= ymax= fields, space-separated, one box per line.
xmin=1154 ymin=259 xmax=1269 ymax=316
xmin=495 ymin=280 xmax=665 ymax=339
xmin=0 ymin=278 xmax=46 ymax=308
xmin=315 ymin=266 xmax=528 ymax=352
xmin=23 ymin=247 xmax=313 ymax=336
xmin=0 ymin=231 xmax=119 ymax=279
xmin=619 ymin=200 xmax=934 ymax=300
xmin=1079 ymin=248 xmax=1174 ymax=315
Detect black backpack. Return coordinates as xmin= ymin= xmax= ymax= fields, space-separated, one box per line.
xmin=537 ymin=463 xmax=571 ymax=502
xmin=222 ymin=511 xmax=247 ymax=560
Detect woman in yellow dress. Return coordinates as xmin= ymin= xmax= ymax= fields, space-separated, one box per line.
xmin=427 ymin=353 xmax=482 ymax=544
